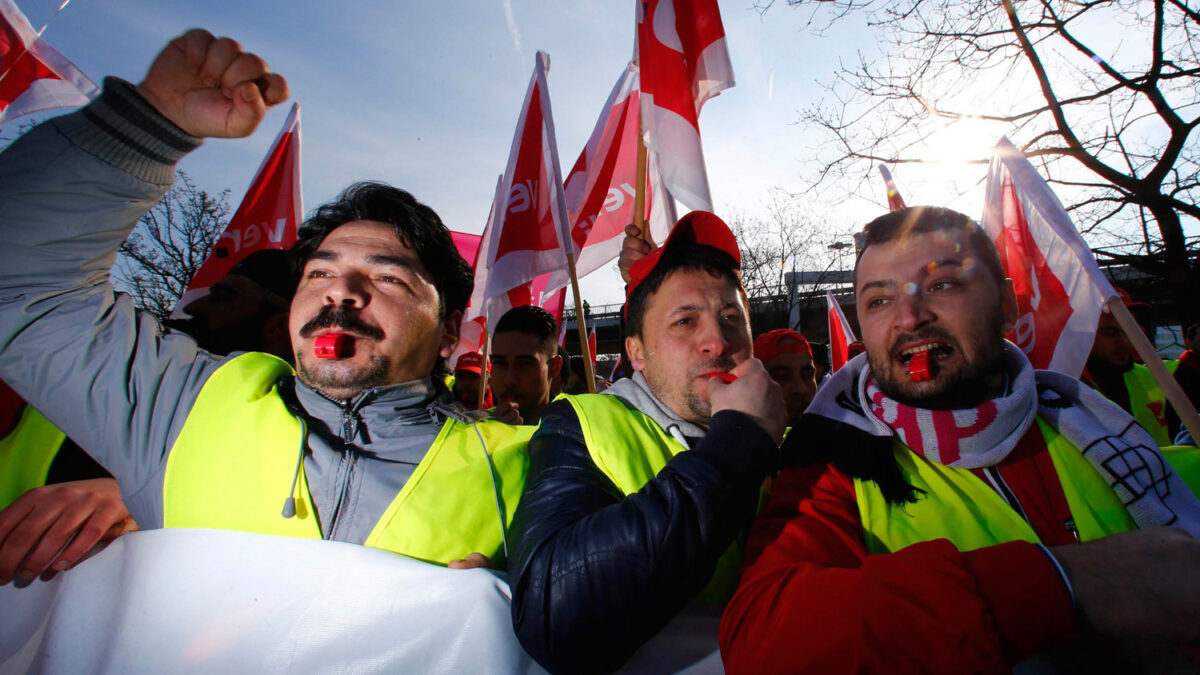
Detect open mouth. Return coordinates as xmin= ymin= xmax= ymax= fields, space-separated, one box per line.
xmin=897 ymin=342 xmax=954 ymax=364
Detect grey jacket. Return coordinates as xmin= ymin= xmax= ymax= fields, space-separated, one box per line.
xmin=0 ymin=78 xmax=468 ymax=544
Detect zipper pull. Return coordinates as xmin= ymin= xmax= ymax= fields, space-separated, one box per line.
xmin=1064 ymin=517 xmax=1079 ymax=543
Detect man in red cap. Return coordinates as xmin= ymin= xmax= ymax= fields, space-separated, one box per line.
xmin=451 ymin=352 xmax=492 ymax=410
xmin=1085 ymin=287 xmax=1179 ymax=445
xmin=755 ymin=328 xmax=818 ymax=426
xmin=507 ymin=212 xmax=785 ymax=673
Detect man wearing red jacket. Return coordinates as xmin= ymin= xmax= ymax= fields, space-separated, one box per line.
xmin=721 ymin=206 xmax=1200 ymax=673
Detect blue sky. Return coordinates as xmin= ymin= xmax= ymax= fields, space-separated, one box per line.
xmin=11 ymin=0 xmax=991 ymax=305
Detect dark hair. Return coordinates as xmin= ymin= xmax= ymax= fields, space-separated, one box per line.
xmin=625 ymin=245 xmax=744 ymax=338
xmin=558 ymin=347 xmax=572 ymax=384
xmin=569 ymin=355 xmax=587 ymax=381
xmin=495 ymin=305 xmax=559 ymax=359
xmin=291 ymin=182 xmax=472 ymax=317
xmin=853 ymin=206 xmax=1005 ymax=290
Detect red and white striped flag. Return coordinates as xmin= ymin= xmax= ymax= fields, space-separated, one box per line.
xmin=544 ymin=62 xmax=674 ymax=293
xmin=0 ymin=0 xmax=98 ymax=124
xmin=980 ymin=136 xmax=1115 ymax=377
xmin=481 ymin=51 xmax=572 ymax=304
xmin=878 ymin=164 xmax=907 ymax=211
xmin=636 ymin=0 xmax=734 ymax=212
xmin=176 ymin=103 xmax=303 ymax=312
xmin=826 ymin=290 xmax=857 ymax=372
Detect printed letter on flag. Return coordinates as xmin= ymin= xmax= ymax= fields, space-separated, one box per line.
xmin=0 ymin=0 xmax=98 ymax=124
xmin=176 ymin=103 xmax=303 ymax=312
xmin=636 ymin=0 xmax=735 ymax=212
xmin=878 ymin=164 xmax=907 ymax=211
xmin=980 ymin=137 xmax=1115 ymax=377
xmin=482 ymin=51 xmax=573 ymax=304
xmin=827 ymin=290 xmax=857 ymax=372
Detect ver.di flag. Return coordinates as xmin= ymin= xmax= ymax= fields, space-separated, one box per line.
xmin=544 ymin=62 xmax=675 ymax=294
xmin=636 ymin=0 xmax=734 ymax=212
xmin=980 ymin=136 xmax=1115 ymax=377
xmin=878 ymin=164 xmax=907 ymax=211
xmin=0 ymin=0 xmax=98 ymax=124
xmin=827 ymin=290 xmax=857 ymax=372
xmin=175 ymin=103 xmax=303 ymax=312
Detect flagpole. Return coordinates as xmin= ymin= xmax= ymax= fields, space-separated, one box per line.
xmin=633 ymin=118 xmax=649 ymax=244
xmin=478 ymin=310 xmax=492 ymax=411
xmin=565 ymin=253 xmax=597 ymax=394
xmin=1107 ymin=297 xmax=1200 ymax=444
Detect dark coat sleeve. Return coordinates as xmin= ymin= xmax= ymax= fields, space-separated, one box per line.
xmin=507 ymin=399 xmax=776 ymax=674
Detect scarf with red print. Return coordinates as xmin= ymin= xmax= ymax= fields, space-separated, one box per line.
xmin=805 ymin=342 xmax=1200 ymax=535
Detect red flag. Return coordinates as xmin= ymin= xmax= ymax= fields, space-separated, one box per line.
xmin=482 ymin=51 xmax=572 ymax=303
xmin=878 ymin=164 xmax=907 ymax=211
xmin=980 ymin=137 xmax=1115 ymax=377
xmin=0 ymin=0 xmax=97 ymax=124
xmin=637 ymin=0 xmax=734 ymax=212
xmin=587 ymin=326 xmax=597 ymax=367
xmin=545 ymin=63 xmax=675 ymax=293
xmin=826 ymin=290 xmax=857 ymax=372
xmin=450 ymin=231 xmax=482 ymax=264
xmin=176 ymin=103 xmax=303 ymax=312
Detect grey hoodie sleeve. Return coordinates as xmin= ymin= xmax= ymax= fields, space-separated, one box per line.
xmin=0 ymin=78 xmax=226 ymax=527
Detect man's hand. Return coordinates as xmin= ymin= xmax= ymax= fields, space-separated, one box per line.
xmin=708 ymin=358 xmax=787 ymax=444
xmin=489 ymin=400 xmax=524 ymax=425
xmin=0 ymin=478 xmax=138 ymax=585
xmin=448 ymin=552 xmax=492 ymax=570
xmin=137 ymin=29 xmax=289 ymax=138
xmin=618 ymin=224 xmax=654 ymax=283
xmin=1052 ymin=526 xmax=1200 ymax=643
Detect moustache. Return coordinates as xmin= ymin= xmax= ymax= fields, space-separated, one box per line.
xmin=299 ymin=305 xmax=385 ymax=341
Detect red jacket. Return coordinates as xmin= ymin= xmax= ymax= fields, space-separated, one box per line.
xmin=719 ymin=425 xmax=1079 ymax=674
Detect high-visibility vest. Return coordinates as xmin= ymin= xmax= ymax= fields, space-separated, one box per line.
xmin=0 ymin=405 xmax=66 ymax=510
xmin=855 ymin=419 xmax=1137 ymax=554
xmin=563 ymin=393 xmax=746 ymax=606
xmin=1125 ymin=361 xmax=1179 ymax=446
xmin=163 ymin=352 xmax=531 ymax=566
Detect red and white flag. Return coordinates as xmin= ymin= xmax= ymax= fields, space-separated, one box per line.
xmin=0 ymin=0 xmax=98 ymax=124
xmin=980 ymin=136 xmax=1115 ymax=377
xmin=587 ymin=326 xmax=597 ymax=367
xmin=482 ymin=51 xmax=573 ymax=304
xmin=636 ymin=0 xmax=734 ymax=212
xmin=878 ymin=164 xmax=907 ymax=211
xmin=826 ymin=290 xmax=857 ymax=372
xmin=451 ymin=231 xmax=483 ymax=265
xmin=175 ymin=103 xmax=303 ymax=312
xmin=544 ymin=62 xmax=675 ymax=294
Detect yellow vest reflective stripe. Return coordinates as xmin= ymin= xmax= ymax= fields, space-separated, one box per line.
xmin=564 ymin=393 xmax=743 ymax=606
xmin=1124 ymin=361 xmax=1178 ymax=446
xmin=164 ymin=352 xmax=531 ymax=566
xmin=0 ymin=405 xmax=66 ymax=510
xmin=855 ymin=418 xmax=1137 ymax=555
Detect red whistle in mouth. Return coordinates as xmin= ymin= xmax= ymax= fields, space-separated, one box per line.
xmin=709 ymin=372 xmax=737 ymax=384
xmin=908 ymin=350 xmax=932 ymax=382
xmin=314 ymin=333 xmax=347 ymax=359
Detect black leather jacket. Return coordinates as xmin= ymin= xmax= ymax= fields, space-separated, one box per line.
xmin=507 ymin=397 xmax=777 ymax=674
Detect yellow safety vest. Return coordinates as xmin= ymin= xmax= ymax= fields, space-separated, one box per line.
xmin=163 ymin=352 xmax=531 ymax=566
xmin=0 ymin=405 xmax=66 ymax=510
xmin=563 ymin=393 xmax=746 ymax=606
xmin=1125 ymin=361 xmax=1179 ymax=446
xmin=855 ymin=419 xmax=1137 ymax=554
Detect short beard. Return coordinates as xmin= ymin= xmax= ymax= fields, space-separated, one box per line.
xmin=869 ymin=313 xmax=1008 ymax=410
xmin=295 ymin=353 xmax=392 ymax=400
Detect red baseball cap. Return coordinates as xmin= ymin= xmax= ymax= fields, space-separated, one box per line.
xmin=624 ymin=211 xmax=741 ymax=315
xmin=455 ymin=351 xmax=488 ymax=374
xmin=754 ymin=329 xmax=813 ymax=363
xmin=1103 ymin=287 xmax=1150 ymax=314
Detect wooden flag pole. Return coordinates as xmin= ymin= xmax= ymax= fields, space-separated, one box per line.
xmin=566 ymin=252 xmax=597 ymax=394
xmin=1107 ymin=297 xmax=1200 ymax=444
xmin=477 ymin=325 xmax=491 ymax=411
xmin=633 ymin=117 xmax=649 ymax=244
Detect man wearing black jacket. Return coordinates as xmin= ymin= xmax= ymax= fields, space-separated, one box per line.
xmin=507 ymin=212 xmax=785 ymax=673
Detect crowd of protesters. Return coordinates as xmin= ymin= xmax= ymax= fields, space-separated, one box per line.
xmin=3 ymin=28 xmax=1200 ymax=675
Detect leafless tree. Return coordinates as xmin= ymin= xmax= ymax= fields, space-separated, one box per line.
xmin=112 ymin=171 xmax=231 ymax=322
xmin=727 ymin=194 xmax=858 ymax=333
xmin=765 ymin=0 xmax=1200 ymax=326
